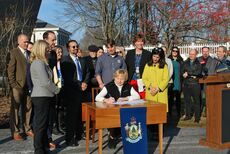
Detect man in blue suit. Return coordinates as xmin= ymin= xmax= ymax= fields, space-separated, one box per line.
xmin=61 ymin=40 xmax=90 ymax=146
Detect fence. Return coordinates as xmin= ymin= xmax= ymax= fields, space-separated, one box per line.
xmin=125 ymin=42 xmax=230 ymax=60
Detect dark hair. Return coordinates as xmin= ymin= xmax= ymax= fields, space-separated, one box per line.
xmin=202 ymin=46 xmax=209 ymax=51
xmin=66 ymin=40 xmax=78 ymax=49
xmin=53 ymin=45 xmax=63 ymax=52
xmin=106 ymin=39 xmax=115 ymax=47
xmin=148 ymin=47 xmax=166 ymax=68
xmin=132 ymin=33 xmax=145 ymax=44
xmin=88 ymin=45 xmax=99 ymax=52
xmin=27 ymin=41 xmax=33 ymax=45
xmin=43 ymin=31 xmax=55 ymax=40
xmin=98 ymin=46 xmax=104 ymax=51
xmin=168 ymin=46 xmax=183 ymax=63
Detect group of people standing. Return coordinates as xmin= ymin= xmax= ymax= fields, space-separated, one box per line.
xmin=7 ymin=31 xmax=230 ymax=153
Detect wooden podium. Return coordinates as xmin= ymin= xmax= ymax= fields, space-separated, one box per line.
xmin=199 ymin=73 xmax=230 ymax=149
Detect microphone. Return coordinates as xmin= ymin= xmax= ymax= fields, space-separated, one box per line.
xmin=214 ymin=57 xmax=230 ymax=73
xmin=214 ymin=57 xmax=230 ymax=66
xmin=203 ymin=67 xmax=208 ymax=76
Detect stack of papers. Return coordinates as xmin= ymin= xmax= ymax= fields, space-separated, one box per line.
xmin=113 ymin=99 xmax=145 ymax=105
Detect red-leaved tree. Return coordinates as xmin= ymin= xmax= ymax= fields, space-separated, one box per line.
xmin=138 ymin=0 xmax=229 ymax=50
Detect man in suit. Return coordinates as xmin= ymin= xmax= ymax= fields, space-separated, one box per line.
xmin=61 ymin=40 xmax=90 ymax=146
xmin=7 ymin=34 xmax=33 ymax=140
xmin=215 ymin=46 xmax=230 ymax=73
xmin=43 ymin=30 xmax=63 ymax=149
xmin=43 ymin=30 xmax=57 ymax=70
xmin=125 ymin=33 xmax=151 ymax=98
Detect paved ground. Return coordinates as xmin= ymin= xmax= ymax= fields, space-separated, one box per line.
xmin=0 ymin=126 xmax=229 ymax=154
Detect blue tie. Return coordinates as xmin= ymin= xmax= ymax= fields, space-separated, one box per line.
xmin=75 ymin=58 xmax=82 ymax=81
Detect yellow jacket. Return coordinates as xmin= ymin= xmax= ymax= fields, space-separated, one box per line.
xmin=142 ymin=63 xmax=169 ymax=111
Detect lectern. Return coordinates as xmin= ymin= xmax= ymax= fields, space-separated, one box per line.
xmin=199 ymin=73 xmax=230 ymax=149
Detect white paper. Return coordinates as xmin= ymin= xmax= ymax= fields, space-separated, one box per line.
xmin=113 ymin=99 xmax=145 ymax=105
xmin=137 ymin=79 xmax=145 ymax=92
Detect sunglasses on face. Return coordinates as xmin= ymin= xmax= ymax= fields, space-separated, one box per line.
xmin=71 ymin=46 xmax=78 ymax=49
xmin=172 ymin=50 xmax=178 ymax=52
xmin=116 ymin=51 xmax=122 ymax=54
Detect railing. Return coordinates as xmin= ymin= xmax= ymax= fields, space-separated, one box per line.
xmin=124 ymin=42 xmax=230 ymax=60
xmin=178 ymin=42 xmax=230 ymax=56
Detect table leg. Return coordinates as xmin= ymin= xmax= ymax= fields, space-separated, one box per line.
xmin=98 ymin=129 xmax=103 ymax=154
xmin=92 ymin=121 xmax=96 ymax=143
xmin=158 ymin=123 xmax=163 ymax=154
xmin=86 ymin=106 xmax=90 ymax=154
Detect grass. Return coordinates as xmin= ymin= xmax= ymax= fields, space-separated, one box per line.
xmin=166 ymin=96 xmax=206 ymax=128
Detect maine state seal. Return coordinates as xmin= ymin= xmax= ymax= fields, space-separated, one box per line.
xmin=124 ymin=116 xmax=142 ymax=143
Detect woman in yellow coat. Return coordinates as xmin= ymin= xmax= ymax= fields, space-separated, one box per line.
xmin=142 ymin=47 xmax=169 ymax=111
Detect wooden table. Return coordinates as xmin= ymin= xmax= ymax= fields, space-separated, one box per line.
xmin=84 ymin=101 xmax=167 ymax=154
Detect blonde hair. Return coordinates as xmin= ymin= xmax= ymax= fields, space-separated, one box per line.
xmin=116 ymin=46 xmax=126 ymax=58
xmin=113 ymin=69 xmax=128 ymax=81
xmin=30 ymin=40 xmax=49 ymax=64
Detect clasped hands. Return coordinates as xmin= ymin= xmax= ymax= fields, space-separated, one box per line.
xmin=81 ymin=82 xmax=87 ymax=91
xmin=183 ymin=72 xmax=196 ymax=79
xmin=149 ymin=85 xmax=159 ymax=96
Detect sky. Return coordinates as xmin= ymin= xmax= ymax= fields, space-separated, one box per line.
xmin=37 ymin=0 xmax=83 ymax=42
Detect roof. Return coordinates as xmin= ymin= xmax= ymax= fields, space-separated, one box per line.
xmin=35 ymin=19 xmax=71 ymax=35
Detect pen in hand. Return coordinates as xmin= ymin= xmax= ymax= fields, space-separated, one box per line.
xmin=107 ymin=93 xmax=115 ymax=104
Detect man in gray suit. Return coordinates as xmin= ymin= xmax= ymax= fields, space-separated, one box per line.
xmin=7 ymin=34 xmax=33 ymax=140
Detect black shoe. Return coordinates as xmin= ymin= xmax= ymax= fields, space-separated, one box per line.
xmin=107 ymin=138 xmax=117 ymax=149
xmin=66 ymin=138 xmax=75 ymax=147
xmin=60 ymin=125 xmax=66 ymax=131
xmin=52 ymin=128 xmax=64 ymax=135
xmin=75 ymin=133 xmax=86 ymax=141
xmin=74 ymin=140 xmax=79 ymax=146
xmin=183 ymin=116 xmax=192 ymax=121
xmin=81 ymin=133 xmax=86 ymax=140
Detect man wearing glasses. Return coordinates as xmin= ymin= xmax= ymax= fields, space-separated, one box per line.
xmin=61 ymin=40 xmax=90 ymax=146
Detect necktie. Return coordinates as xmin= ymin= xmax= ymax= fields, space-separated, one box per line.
xmin=75 ymin=58 xmax=82 ymax=81
xmin=24 ymin=51 xmax=28 ymax=60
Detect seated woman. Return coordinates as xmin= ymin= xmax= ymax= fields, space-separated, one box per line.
xmin=95 ymin=69 xmax=140 ymax=103
xmin=95 ymin=69 xmax=140 ymax=149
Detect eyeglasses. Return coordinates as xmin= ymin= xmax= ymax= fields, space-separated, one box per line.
xmin=172 ymin=50 xmax=178 ymax=52
xmin=153 ymin=47 xmax=163 ymax=53
xmin=117 ymin=51 xmax=122 ymax=54
xmin=71 ymin=46 xmax=78 ymax=49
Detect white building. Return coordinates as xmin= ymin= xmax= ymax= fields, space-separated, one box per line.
xmin=31 ymin=19 xmax=71 ymax=53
